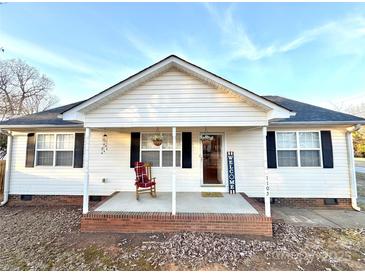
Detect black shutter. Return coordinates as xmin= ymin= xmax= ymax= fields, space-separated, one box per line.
xmin=266 ymin=131 xmax=277 ymax=168
xmin=130 ymin=132 xmax=140 ymax=168
xmin=182 ymin=132 xmax=192 ymax=168
xmin=321 ymin=131 xmax=334 ymax=168
xmin=25 ymin=133 xmax=36 ymax=167
xmin=73 ymin=133 xmax=85 ymax=168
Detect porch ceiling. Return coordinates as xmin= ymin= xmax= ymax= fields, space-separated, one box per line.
xmin=94 ymin=192 xmax=258 ymax=214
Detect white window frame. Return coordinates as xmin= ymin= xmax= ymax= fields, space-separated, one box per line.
xmin=140 ymin=132 xmax=182 ymax=168
xmin=275 ymin=131 xmax=322 ymax=168
xmin=35 ymin=132 xmax=75 ymax=167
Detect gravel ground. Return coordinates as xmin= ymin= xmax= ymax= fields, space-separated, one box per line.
xmin=0 ymin=206 xmax=365 ymax=271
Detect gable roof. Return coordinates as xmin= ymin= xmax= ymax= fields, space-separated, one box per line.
xmin=0 ymin=102 xmax=84 ymax=128
xmin=1 ymin=96 xmax=364 ymax=128
xmin=264 ymin=96 xmax=365 ymax=125
xmin=62 ymin=55 xmax=293 ymax=117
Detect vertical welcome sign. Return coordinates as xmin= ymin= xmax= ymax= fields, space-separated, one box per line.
xmin=227 ymin=151 xmax=236 ymax=194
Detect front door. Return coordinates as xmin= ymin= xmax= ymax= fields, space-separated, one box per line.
xmin=202 ymin=134 xmax=223 ymax=185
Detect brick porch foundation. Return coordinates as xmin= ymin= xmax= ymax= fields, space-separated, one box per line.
xmin=81 ymin=212 xmax=272 ymax=237
xmin=81 ymin=194 xmax=273 ymax=237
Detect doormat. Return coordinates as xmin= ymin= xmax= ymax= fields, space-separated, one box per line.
xmin=201 ymin=192 xmax=224 ymax=198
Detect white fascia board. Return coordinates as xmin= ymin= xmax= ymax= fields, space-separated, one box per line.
xmin=62 ymin=111 xmax=85 ymax=122
xmin=63 ymin=56 xmax=293 ymax=121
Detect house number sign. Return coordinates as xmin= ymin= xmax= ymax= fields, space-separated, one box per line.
xmin=227 ymin=151 xmax=236 ymax=194
xmin=265 ymin=176 xmax=270 ymax=197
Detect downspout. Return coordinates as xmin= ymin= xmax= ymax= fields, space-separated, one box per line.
xmin=346 ymin=124 xmax=361 ymax=211
xmin=1 ymin=130 xmax=13 ymax=206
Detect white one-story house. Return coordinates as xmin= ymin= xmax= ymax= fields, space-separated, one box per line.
xmin=1 ymin=55 xmax=364 ymax=236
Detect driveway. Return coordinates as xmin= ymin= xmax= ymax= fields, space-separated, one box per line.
xmin=272 ymin=206 xmax=365 ymax=228
xmin=356 ymin=166 xmax=365 ymax=174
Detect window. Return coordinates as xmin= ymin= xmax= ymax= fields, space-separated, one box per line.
xmin=141 ymin=133 xmax=181 ymax=167
xmin=276 ymin=131 xmax=321 ymax=167
xmin=36 ymin=133 xmax=74 ymax=166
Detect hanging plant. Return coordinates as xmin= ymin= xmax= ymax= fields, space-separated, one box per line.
xmin=200 ymin=135 xmax=213 ymax=146
xmin=152 ymin=134 xmax=163 ymax=146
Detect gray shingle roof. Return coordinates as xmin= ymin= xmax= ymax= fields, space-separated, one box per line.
xmin=0 ymin=96 xmax=364 ymax=128
xmin=0 ymin=102 xmax=84 ymax=127
xmin=264 ymin=96 xmax=365 ymax=124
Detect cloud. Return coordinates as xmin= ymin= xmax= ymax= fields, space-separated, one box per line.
xmin=204 ymin=3 xmax=365 ymax=61
xmin=1 ymin=32 xmax=94 ymax=74
xmin=123 ymin=30 xmax=190 ymax=63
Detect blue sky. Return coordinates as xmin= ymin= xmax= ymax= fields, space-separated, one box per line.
xmin=1 ymin=2 xmax=365 ymax=109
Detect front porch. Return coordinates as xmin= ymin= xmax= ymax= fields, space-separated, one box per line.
xmin=93 ymin=192 xmax=258 ymax=214
xmin=80 ymin=125 xmax=273 ymax=236
xmin=81 ymin=192 xmax=273 ymax=237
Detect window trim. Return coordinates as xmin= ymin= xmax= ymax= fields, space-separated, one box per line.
xmin=140 ymin=132 xmax=182 ymax=168
xmin=35 ymin=132 xmax=75 ymax=167
xmin=275 ymin=130 xmax=323 ymax=168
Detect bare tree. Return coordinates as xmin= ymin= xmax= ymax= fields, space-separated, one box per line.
xmin=0 ymin=59 xmax=58 ymax=120
xmin=331 ymin=100 xmax=365 ymax=158
xmin=330 ymin=100 xmax=365 ymax=118
xmin=0 ymin=59 xmax=58 ymax=158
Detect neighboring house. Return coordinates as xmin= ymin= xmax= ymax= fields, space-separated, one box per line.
xmin=1 ymin=55 xmax=364 ymax=236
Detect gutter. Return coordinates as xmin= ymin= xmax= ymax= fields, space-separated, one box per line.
xmin=0 ymin=129 xmax=12 ymax=206
xmin=0 ymin=124 xmax=83 ymax=129
xmin=269 ymin=121 xmax=365 ymax=126
xmin=346 ymin=124 xmax=362 ymax=211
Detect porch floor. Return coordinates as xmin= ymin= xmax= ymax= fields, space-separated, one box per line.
xmin=93 ymin=192 xmax=258 ymax=214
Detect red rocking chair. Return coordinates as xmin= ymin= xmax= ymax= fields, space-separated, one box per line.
xmin=134 ymin=162 xmax=157 ymax=200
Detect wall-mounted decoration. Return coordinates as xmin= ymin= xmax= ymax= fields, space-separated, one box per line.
xmin=101 ymin=132 xmax=108 ymax=154
xmin=227 ymin=151 xmax=236 ymax=194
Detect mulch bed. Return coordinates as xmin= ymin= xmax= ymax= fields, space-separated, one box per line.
xmin=0 ymin=206 xmax=364 ymax=270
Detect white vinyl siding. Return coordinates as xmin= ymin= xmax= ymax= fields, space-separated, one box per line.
xmin=84 ymin=69 xmax=268 ymax=127
xmin=268 ymin=127 xmax=351 ymax=198
xmin=9 ymin=132 xmax=83 ymax=195
xmin=8 ymin=127 xmax=352 ymax=199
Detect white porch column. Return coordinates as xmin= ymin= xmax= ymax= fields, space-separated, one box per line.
xmin=172 ymin=127 xmax=177 ymax=215
xmin=83 ymin=127 xmax=91 ymax=214
xmin=262 ymin=126 xmax=271 ymax=217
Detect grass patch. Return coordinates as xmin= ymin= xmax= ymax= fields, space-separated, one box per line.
xmin=201 ymin=192 xmax=223 ymax=197
xmin=83 ymin=245 xmax=115 ymax=270
xmin=11 ymin=258 xmax=30 ymax=271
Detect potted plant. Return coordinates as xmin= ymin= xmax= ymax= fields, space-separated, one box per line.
xmin=152 ymin=134 xmax=163 ymax=146
xmin=200 ymin=135 xmax=213 ymax=145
